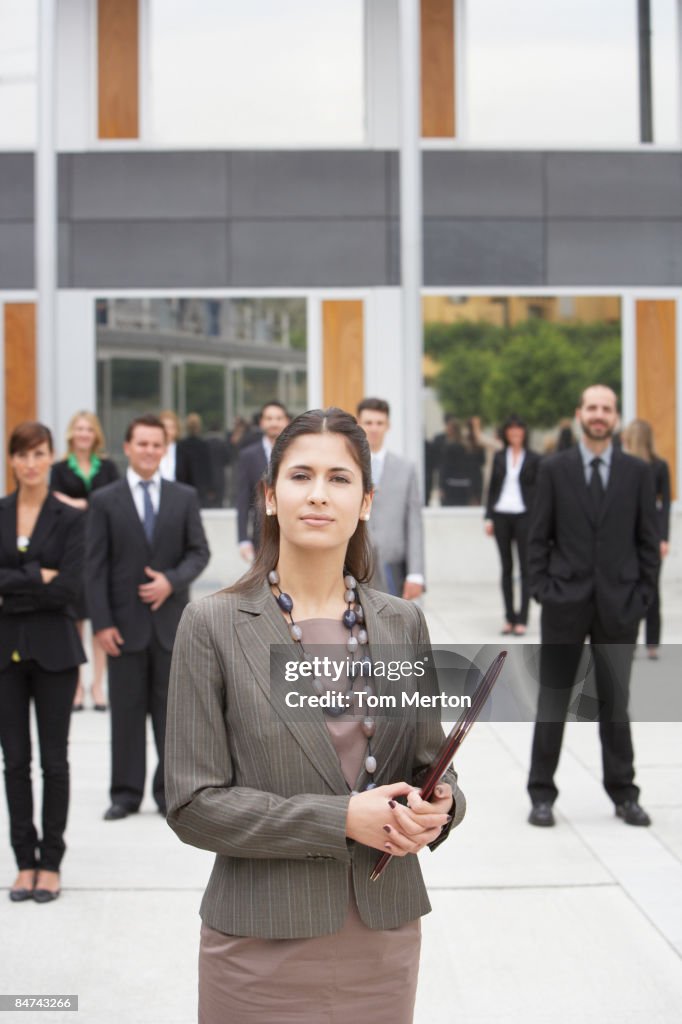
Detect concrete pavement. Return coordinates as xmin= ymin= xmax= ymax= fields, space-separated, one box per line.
xmin=1 ymin=578 xmax=681 ymax=1023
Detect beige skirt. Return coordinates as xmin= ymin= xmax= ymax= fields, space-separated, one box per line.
xmin=198 ymin=890 xmax=421 ymax=1024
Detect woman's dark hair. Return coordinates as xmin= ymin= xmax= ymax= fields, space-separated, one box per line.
xmin=226 ymin=408 xmax=374 ymax=595
xmin=499 ymin=414 xmax=528 ymax=448
xmin=8 ymin=421 xmax=54 ymax=456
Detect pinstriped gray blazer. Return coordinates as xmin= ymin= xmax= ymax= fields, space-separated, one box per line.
xmin=165 ymin=578 xmax=465 ymax=939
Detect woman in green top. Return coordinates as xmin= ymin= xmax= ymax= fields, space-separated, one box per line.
xmin=51 ymin=411 xmax=119 ymax=710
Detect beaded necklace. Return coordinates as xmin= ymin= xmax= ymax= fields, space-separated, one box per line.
xmin=268 ymin=569 xmax=378 ymax=791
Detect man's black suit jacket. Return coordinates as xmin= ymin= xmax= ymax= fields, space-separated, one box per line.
xmin=0 ymin=492 xmax=86 ymax=671
xmin=235 ymin=441 xmax=267 ymax=546
xmin=527 ymin=446 xmax=659 ymax=636
xmin=85 ymin=479 xmax=210 ymax=653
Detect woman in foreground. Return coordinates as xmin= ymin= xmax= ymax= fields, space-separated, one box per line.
xmin=166 ymin=408 xmax=465 ymax=1024
xmin=0 ymin=422 xmax=85 ymax=902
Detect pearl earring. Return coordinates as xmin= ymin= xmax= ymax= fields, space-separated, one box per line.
xmin=361 ymin=513 xmax=370 ymax=521
xmin=266 ymin=507 xmax=275 ymax=517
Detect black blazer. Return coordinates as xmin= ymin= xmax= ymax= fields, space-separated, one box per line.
xmin=650 ymin=456 xmax=671 ymax=542
xmin=176 ymin=436 xmax=213 ymax=502
xmin=0 ymin=493 xmax=86 ymax=671
xmin=50 ymin=457 xmax=119 ymax=499
xmin=85 ymin=479 xmax=211 ymax=653
xmin=484 ymin=448 xmax=541 ymax=519
xmin=235 ymin=441 xmax=267 ymax=545
xmin=527 ymin=446 xmax=660 ymax=634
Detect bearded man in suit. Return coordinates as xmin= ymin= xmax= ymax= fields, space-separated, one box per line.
xmin=356 ymin=398 xmax=424 ymax=601
xmin=526 ymin=385 xmax=659 ymax=828
xmin=86 ymin=414 xmax=210 ymax=820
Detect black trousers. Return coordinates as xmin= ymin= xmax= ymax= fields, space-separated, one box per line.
xmin=492 ymin=512 xmax=530 ymax=625
xmin=107 ymin=635 xmax=172 ymax=811
xmin=528 ymin=603 xmax=639 ymax=806
xmin=644 ymin=563 xmax=662 ymax=647
xmin=0 ymin=660 xmax=77 ymax=871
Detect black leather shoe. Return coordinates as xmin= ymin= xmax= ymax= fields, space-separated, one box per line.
xmin=103 ymin=804 xmax=131 ymax=821
xmin=9 ymin=887 xmax=34 ymax=902
xmin=615 ymin=801 xmax=651 ymax=826
xmin=528 ymin=802 xmax=555 ymax=827
xmin=33 ymin=888 xmax=60 ymax=903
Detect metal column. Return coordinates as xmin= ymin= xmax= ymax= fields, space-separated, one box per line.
xmin=36 ymin=0 xmax=58 ymax=427
xmin=398 ymin=0 xmax=423 ymax=473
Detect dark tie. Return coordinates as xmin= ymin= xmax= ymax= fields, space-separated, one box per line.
xmin=140 ymin=480 xmax=156 ymax=543
xmin=589 ymin=456 xmax=604 ymax=510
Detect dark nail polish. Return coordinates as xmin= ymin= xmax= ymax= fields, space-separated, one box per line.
xmin=384 ymin=842 xmax=392 ymax=850
xmin=388 ymin=799 xmax=397 ymax=809
xmin=383 ymin=825 xmax=391 ymax=833
xmin=445 ymin=815 xmax=452 ymax=822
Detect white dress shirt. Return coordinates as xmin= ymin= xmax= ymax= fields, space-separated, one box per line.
xmin=160 ymin=442 xmax=177 ymax=481
xmin=127 ymin=467 xmax=162 ymax=522
xmin=494 ymin=448 xmax=526 ymax=514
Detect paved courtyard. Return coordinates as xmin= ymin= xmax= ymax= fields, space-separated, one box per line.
xmin=1 ymin=576 xmax=681 ymax=1023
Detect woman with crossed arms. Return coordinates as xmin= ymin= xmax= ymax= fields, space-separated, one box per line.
xmin=0 ymin=422 xmax=85 ymax=903
xmin=166 ymin=407 xmax=466 ymax=1024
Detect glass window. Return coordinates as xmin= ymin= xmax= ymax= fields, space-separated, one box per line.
xmin=464 ymin=0 xmax=677 ymax=145
xmin=422 ymin=294 xmax=622 ymax=506
xmin=96 ymin=295 xmax=307 ymax=505
xmin=0 ymin=0 xmax=37 ymax=148
xmin=148 ymin=0 xmax=365 ymax=146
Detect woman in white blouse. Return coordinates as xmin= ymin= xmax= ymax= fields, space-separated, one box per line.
xmin=484 ymin=414 xmax=540 ymax=636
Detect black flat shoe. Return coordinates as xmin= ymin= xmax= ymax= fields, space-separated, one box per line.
xmin=33 ymin=888 xmax=60 ymax=903
xmin=9 ymin=888 xmax=34 ymax=903
xmin=103 ymin=803 xmax=132 ymax=821
xmin=615 ymin=800 xmax=651 ymax=826
xmin=71 ymin=704 xmax=84 ymax=713
xmin=93 ymin=703 xmax=108 ymax=712
xmin=528 ymin=802 xmax=555 ymax=827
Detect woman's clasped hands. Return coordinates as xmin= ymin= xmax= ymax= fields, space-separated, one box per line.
xmin=346 ymin=781 xmax=453 ymax=856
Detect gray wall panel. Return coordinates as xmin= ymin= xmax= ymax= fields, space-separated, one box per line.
xmin=0 ymin=155 xmax=34 ymax=221
xmin=231 ymin=219 xmax=388 ymax=286
xmin=3 ymin=149 xmax=681 ymax=289
xmin=71 ymin=221 xmax=230 ymax=287
xmin=70 ymin=153 xmax=229 ymax=220
xmin=547 ymin=220 xmax=682 ymax=285
xmin=546 ymin=152 xmax=682 ymax=217
xmin=423 ymin=152 xmax=545 ymax=217
xmin=57 ymin=222 xmax=71 ymax=288
xmin=0 ymin=223 xmax=33 ymax=287
xmin=231 ymin=152 xmax=389 ymax=218
xmin=424 ymin=219 xmax=544 ymax=285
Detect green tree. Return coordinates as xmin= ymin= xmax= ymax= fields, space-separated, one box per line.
xmin=426 ymin=317 xmax=621 ymax=427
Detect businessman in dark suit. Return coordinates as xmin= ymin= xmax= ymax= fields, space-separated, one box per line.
xmin=86 ymin=414 xmax=210 ymax=820
xmin=236 ymin=401 xmax=289 ymax=562
xmin=527 ymin=385 xmax=659 ymax=828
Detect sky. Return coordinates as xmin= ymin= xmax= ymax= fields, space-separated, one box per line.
xmin=0 ymin=0 xmax=678 ymax=147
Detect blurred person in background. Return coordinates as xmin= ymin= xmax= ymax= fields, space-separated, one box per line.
xmin=437 ymin=417 xmax=470 ymax=506
xmin=484 ymin=414 xmax=540 ymax=636
xmin=51 ymin=411 xmax=118 ymax=711
xmin=526 ymin=386 xmax=659 ymax=828
xmin=177 ymin=413 xmax=214 ymax=507
xmin=236 ymin=401 xmax=289 ymax=562
xmin=356 ymin=398 xmax=424 ymax=600
xmin=1 ymin=422 xmax=86 ymax=902
xmin=86 ymin=414 xmax=210 ymax=822
xmin=464 ymin=417 xmax=486 ymax=506
xmin=159 ymin=410 xmax=182 ymax=482
xmin=621 ymin=419 xmax=671 ymax=659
